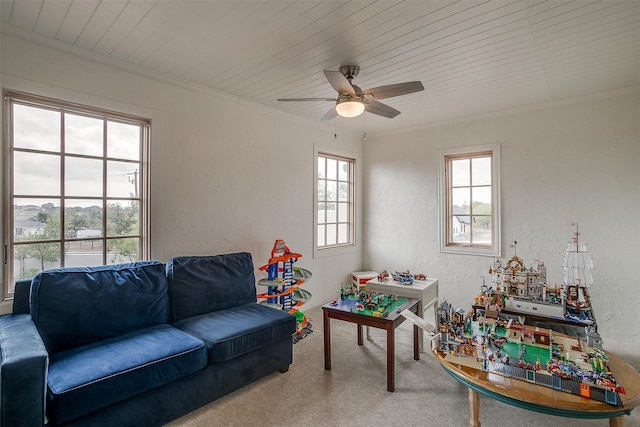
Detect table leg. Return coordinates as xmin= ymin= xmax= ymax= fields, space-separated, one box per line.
xmin=609 ymin=416 xmax=625 ymax=427
xmin=386 ymin=323 xmax=395 ymax=392
xmin=468 ymin=388 xmax=481 ymax=427
xmin=413 ymin=324 xmax=420 ymax=360
xmin=417 ymin=299 xmax=424 ymax=352
xmin=357 ymin=323 xmax=363 ymax=345
xmin=323 ymin=310 xmax=331 ymax=371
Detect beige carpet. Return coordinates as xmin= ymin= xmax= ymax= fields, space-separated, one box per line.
xmin=166 ymin=306 xmax=640 ymax=427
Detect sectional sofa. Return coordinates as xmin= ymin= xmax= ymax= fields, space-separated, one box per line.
xmin=0 ymin=252 xmax=296 ymax=426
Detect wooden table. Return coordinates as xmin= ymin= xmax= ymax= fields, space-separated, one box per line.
xmin=433 ymin=348 xmax=640 ymax=427
xmin=323 ymin=297 xmax=420 ymax=392
xmin=366 ymin=277 xmax=438 ymax=351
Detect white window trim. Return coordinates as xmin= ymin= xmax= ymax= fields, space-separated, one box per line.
xmin=438 ymin=143 xmax=501 ymax=257
xmin=313 ymin=144 xmax=359 ymax=259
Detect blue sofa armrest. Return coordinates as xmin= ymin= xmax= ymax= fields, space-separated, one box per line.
xmin=0 ymin=314 xmax=48 ymax=427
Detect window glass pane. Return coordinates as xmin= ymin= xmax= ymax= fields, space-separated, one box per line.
xmin=317 ymin=180 xmax=326 ymax=202
xmin=64 ymin=239 xmax=103 ymax=267
xmin=472 ymin=186 xmax=492 ymax=213
xmin=13 ymin=104 xmax=60 ymax=152
xmin=338 ymin=160 xmax=348 ymax=181
xmin=472 ymin=217 xmax=492 ymax=245
xmin=14 ymin=152 xmax=60 ymax=196
xmin=451 ymin=217 xmax=470 ymax=244
xmin=13 ymin=198 xmax=61 ymax=242
xmin=338 ymin=182 xmax=348 ymax=201
xmin=317 ymin=157 xmax=325 ymax=179
xmin=65 ymin=113 xmax=103 ymax=156
xmin=326 ymin=202 xmax=337 ymax=223
xmin=107 ymin=122 xmax=140 ymax=161
xmin=326 ymin=224 xmax=337 ymax=245
xmin=451 ymin=159 xmax=470 ymax=186
xmin=337 ymin=223 xmax=348 ymax=244
xmin=14 ymin=242 xmax=60 ymax=283
xmin=108 ymin=238 xmax=140 ymax=264
xmin=326 ymin=181 xmax=337 ymax=202
xmin=337 ymin=202 xmax=349 ymax=222
xmin=317 ymin=224 xmax=325 ymax=246
xmin=107 ymin=200 xmax=139 ymax=237
xmin=472 ymin=157 xmax=491 ymax=186
xmin=451 ymin=187 xmax=470 ymax=213
xmin=317 ymin=202 xmax=326 ymax=224
xmin=326 ymin=158 xmax=337 ymax=180
xmin=65 ymin=200 xmax=103 ymax=239
xmin=107 ymin=161 xmax=139 ymax=198
xmin=65 ymin=157 xmax=103 ymax=197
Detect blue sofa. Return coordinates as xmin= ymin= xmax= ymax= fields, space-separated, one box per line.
xmin=0 ymin=252 xmax=296 ymax=426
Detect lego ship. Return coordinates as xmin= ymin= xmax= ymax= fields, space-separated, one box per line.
xmin=478 ymin=228 xmax=596 ymax=329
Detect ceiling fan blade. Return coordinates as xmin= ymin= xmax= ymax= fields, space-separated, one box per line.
xmin=321 ymin=106 xmax=339 ymax=121
xmin=323 ymin=70 xmax=355 ymax=96
xmin=362 ymin=81 xmax=424 ymax=100
xmin=277 ymin=97 xmax=336 ymax=102
xmin=365 ymin=100 xmax=400 ymax=118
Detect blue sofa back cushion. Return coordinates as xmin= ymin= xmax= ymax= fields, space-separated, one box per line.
xmin=30 ymin=260 xmax=169 ymax=354
xmin=174 ymin=303 xmax=296 ymax=363
xmin=167 ymin=252 xmax=258 ymax=322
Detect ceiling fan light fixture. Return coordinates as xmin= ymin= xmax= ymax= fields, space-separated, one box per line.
xmin=335 ymin=98 xmax=365 ymax=118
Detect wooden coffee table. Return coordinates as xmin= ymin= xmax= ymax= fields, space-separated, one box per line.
xmin=433 ymin=347 xmax=640 ymax=427
xmin=323 ymin=297 xmax=420 ymax=392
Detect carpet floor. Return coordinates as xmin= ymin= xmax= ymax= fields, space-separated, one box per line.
xmin=166 ymin=306 xmax=640 ymax=427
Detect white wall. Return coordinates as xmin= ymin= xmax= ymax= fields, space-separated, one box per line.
xmin=0 ymin=35 xmax=364 ymax=310
xmin=363 ymin=92 xmax=640 ymax=355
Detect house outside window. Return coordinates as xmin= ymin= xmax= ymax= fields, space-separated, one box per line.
xmin=439 ymin=144 xmax=501 ymax=257
xmin=2 ymin=91 xmax=150 ymax=298
xmin=314 ymin=148 xmax=356 ymax=255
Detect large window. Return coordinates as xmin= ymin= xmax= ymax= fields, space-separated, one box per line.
xmin=315 ymin=151 xmax=355 ymax=251
xmin=2 ymin=91 xmax=150 ymax=298
xmin=439 ymin=144 xmax=501 ymax=257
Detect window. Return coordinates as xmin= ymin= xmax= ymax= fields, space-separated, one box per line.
xmin=2 ymin=91 xmax=150 ymax=298
xmin=439 ymin=144 xmax=500 ymax=256
xmin=315 ymin=150 xmax=355 ymax=252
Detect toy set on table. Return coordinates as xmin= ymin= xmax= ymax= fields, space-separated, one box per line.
xmin=257 ymin=240 xmax=313 ymax=342
xmin=376 ymin=269 xmax=427 ymax=285
xmin=434 ymin=299 xmax=625 ymax=406
xmin=330 ymin=285 xmax=406 ymax=318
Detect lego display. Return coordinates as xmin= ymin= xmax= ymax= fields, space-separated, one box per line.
xmin=435 ymin=300 xmax=625 ymax=406
xmin=330 ymin=285 xmax=407 ymax=318
xmin=257 ymin=239 xmax=312 ymax=342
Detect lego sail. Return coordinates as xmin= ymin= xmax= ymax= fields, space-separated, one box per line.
xmin=562 ymin=239 xmax=594 ymax=287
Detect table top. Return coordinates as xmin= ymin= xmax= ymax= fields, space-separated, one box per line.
xmin=433 ymin=347 xmax=640 ymax=419
xmin=323 ymin=297 xmax=419 ymax=324
xmin=366 ymin=277 xmax=438 ymax=290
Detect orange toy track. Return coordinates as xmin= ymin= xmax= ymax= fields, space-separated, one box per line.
xmin=256 ymin=284 xmax=302 ymax=300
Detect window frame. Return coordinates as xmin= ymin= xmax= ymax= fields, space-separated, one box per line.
xmin=2 ymin=90 xmax=151 ymax=299
xmin=313 ymin=145 xmax=358 ymax=259
xmin=438 ymin=143 xmax=501 ymax=257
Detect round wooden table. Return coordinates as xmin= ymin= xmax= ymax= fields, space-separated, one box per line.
xmin=433 ymin=349 xmax=640 ymax=427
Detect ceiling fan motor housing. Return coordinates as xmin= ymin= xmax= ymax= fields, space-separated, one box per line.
xmin=339 ymin=65 xmax=360 ymax=81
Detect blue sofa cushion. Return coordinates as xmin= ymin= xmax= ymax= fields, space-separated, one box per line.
xmin=11 ymin=279 xmax=31 ymax=314
xmin=46 ymin=324 xmax=207 ymax=425
xmin=167 ymin=253 xmax=258 ymax=322
xmin=174 ymin=303 xmax=296 ymax=363
xmin=30 ymin=260 xmax=168 ymax=354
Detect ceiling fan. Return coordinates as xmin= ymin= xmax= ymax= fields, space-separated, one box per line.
xmin=277 ymin=65 xmax=424 ymax=120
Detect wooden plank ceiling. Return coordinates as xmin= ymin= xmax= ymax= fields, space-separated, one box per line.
xmin=1 ymin=0 xmax=639 ymax=134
